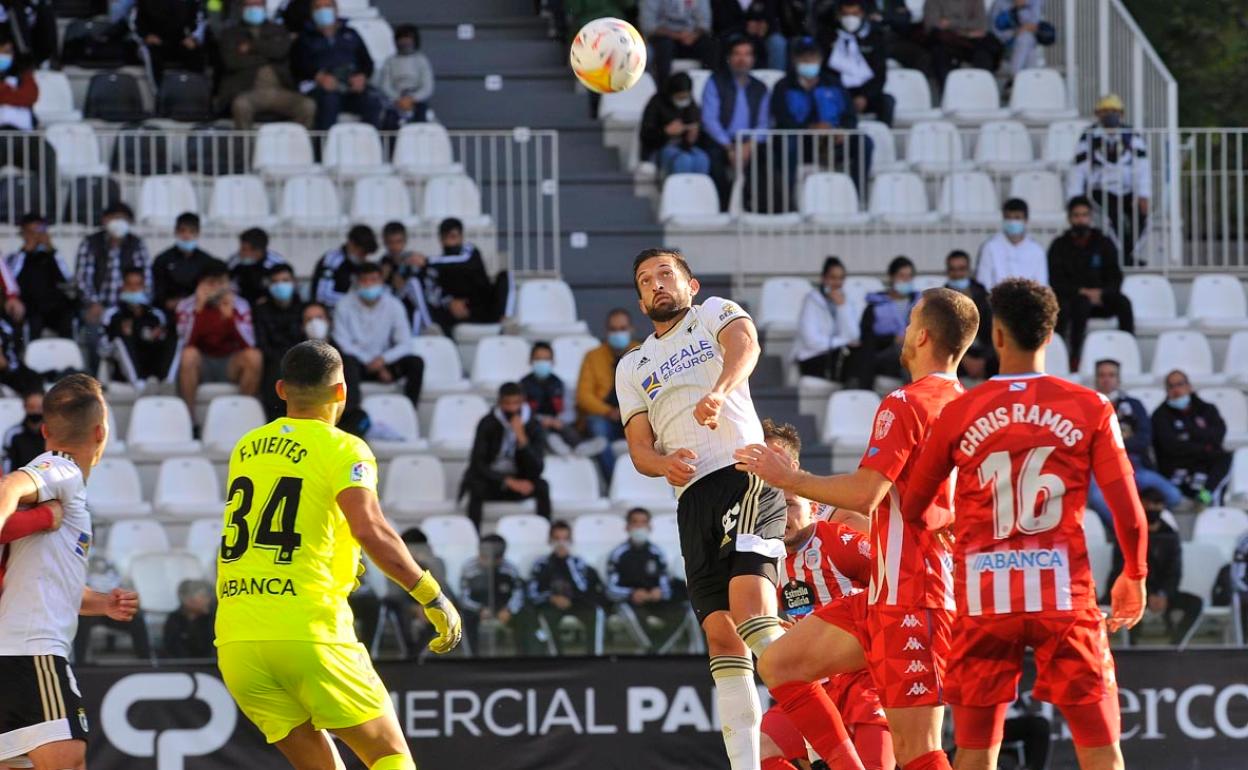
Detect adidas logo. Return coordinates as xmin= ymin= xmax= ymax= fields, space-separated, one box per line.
xmin=905 ymin=660 xmax=928 ymax=674
xmin=635 ymin=356 xmax=651 ymax=369
xmin=907 ymin=683 xmax=930 ymax=696
xmin=900 ymin=614 xmax=921 ymax=629
xmin=902 ymin=636 xmax=925 ymax=651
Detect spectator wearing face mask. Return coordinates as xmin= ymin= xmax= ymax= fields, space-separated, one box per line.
xmin=521 ymin=341 xmax=607 ymax=458
xmin=577 ymin=308 xmax=637 ymax=479
xmin=173 ymin=260 xmax=262 ymax=421
xmin=975 ymin=197 xmax=1048 ymax=290
xmin=0 ymin=0 xmax=57 ymax=70
xmin=458 ymin=533 xmax=528 ymax=656
xmin=1152 ymin=370 xmax=1232 ymax=504
xmin=378 ymin=23 xmax=434 ymax=127
xmin=216 ymin=0 xmax=316 ymax=129
xmin=253 ymin=264 xmax=305 ymax=420
xmin=944 ymin=249 xmax=995 ymax=381
xmin=527 ymin=519 xmax=607 ymax=655
xmin=0 ymin=36 xmax=37 ymax=131
xmin=227 ymin=228 xmax=288 ymax=308
xmin=312 ymin=224 xmax=378 ymax=310
xmin=101 ymin=267 xmax=173 ymax=392
xmin=461 ymin=382 xmax=551 ymax=531
xmin=378 ymin=221 xmax=413 ymax=297
xmin=151 ymin=213 xmax=220 ymax=319
xmin=988 ymin=0 xmax=1046 ymax=77
xmin=606 ymin=507 xmax=687 ymax=652
xmin=302 ymin=302 xmax=330 ymax=343
xmin=292 ymin=0 xmax=384 ymax=129
xmin=827 ymin=0 xmax=894 ymax=126
xmin=793 ymin=256 xmax=860 ymax=382
xmin=406 ymin=218 xmax=509 ymax=336
xmin=849 ymin=255 xmax=918 ymax=390
xmin=75 ymin=202 xmax=150 ymax=373
xmin=639 ymin=71 xmax=710 ymax=180
xmin=6 ymin=212 xmax=74 ymax=340
xmin=2 ymin=390 xmax=44 ymax=472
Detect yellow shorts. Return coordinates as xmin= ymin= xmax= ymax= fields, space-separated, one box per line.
xmin=217 ymin=640 xmax=392 ymax=743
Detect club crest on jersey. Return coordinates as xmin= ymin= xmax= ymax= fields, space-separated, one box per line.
xmin=641 ymin=372 xmax=663 ymax=400
xmin=804 ymin=548 xmax=820 ymax=569
xmin=874 ymin=409 xmax=896 ymax=440
xmin=1010 ymin=381 xmax=1027 ymax=392
xmin=350 ymin=462 xmax=372 ymax=484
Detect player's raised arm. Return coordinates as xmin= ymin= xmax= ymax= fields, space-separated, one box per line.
xmin=0 ymin=469 xmax=42 ymax=531
xmin=696 ymin=312 xmax=760 ymax=430
xmin=1090 ymin=398 xmax=1149 ymax=631
xmin=0 ymin=499 xmax=63 ymax=544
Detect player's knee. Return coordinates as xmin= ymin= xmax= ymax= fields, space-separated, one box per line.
xmin=756 ymin=644 xmax=783 ymax=686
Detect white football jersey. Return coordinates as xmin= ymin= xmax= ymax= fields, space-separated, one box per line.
xmin=618 ymin=297 xmax=764 ymax=496
xmin=0 ymin=452 xmax=91 ymax=657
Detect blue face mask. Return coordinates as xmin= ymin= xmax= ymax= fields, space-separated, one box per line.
xmin=797 ymin=62 xmax=821 ymax=79
xmin=893 ymin=281 xmax=915 ymax=295
xmin=608 ymin=330 xmax=631 ymax=351
xmin=312 ymin=7 xmax=336 ymax=27
xmin=176 ymin=238 xmax=198 ymax=253
xmin=242 ymin=6 xmax=267 ymax=25
xmin=120 ymin=290 xmax=148 ymax=306
xmin=531 ymin=360 xmax=553 ymax=379
xmin=1003 ymin=220 xmax=1026 ymax=237
xmin=0 ymin=54 xmax=12 ymax=74
xmin=1167 ymin=394 xmax=1191 ymax=411
xmin=358 ymin=284 xmax=384 ymax=302
xmin=948 ymin=277 xmax=971 ymax=290
xmin=269 ymin=281 xmax=295 ymax=303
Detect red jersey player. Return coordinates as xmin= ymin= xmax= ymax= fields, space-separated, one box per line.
xmin=736 ymin=289 xmax=982 ymax=770
xmin=902 ymin=279 xmax=1147 ymax=770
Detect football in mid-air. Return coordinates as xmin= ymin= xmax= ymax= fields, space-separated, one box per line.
xmin=569 ymin=17 xmax=647 ymax=94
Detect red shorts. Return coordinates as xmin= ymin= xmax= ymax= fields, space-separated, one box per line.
xmin=815 ymin=591 xmax=951 ymax=708
xmin=944 ymin=609 xmax=1117 ymax=707
xmin=762 ymin=673 xmax=887 ymax=757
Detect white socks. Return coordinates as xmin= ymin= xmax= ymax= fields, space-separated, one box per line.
xmin=710 ymin=655 xmax=763 ymax=770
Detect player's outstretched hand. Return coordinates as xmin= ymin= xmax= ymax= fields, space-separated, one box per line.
xmin=106 ymin=588 xmax=140 ymax=622
xmin=662 ymin=448 xmax=698 ymax=487
xmin=694 ymin=391 xmax=725 ymax=430
xmin=733 ymin=444 xmax=797 ymax=489
xmin=423 ymin=593 xmax=463 ymax=654
xmin=1107 ymin=573 xmax=1146 ymax=632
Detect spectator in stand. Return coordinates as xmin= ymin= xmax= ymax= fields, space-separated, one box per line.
xmin=1153 ymin=370 xmax=1233 ymax=504
xmin=303 ymin=301 xmax=330 ymax=342
xmin=726 ymin=1 xmax=787 ymax=70
xmin=0 ymin=35 xmax=37 ymax=132
xmin=639 ymin=72 xmax=710 ymax=180
xmin=793 ymin=256 xmax=860 ymax=382
xmin=577 ymin=308 xmax=636 ymax=479
xmin=332 ymin=262 xmax=424 ymax=419
xmin=527 ymin=519 xmax=607 ymax=655
xmin=407 ymin=218 xmax=509 ymax=336
xmin=275 ymin=0 xmax=311 ymax=33
xmin=216 ymin=0 xmax=316 ymax=129
xmin=521 ymin=340 xmax=606 ymax=458
xmin=458 ymin=533 xmax=528 ymax=656
xmin=0 ymin=238 xmax=19 ymax=326
xmin=923 ymin=0 xmax=1002 ymax=84
xmin=378 ymin=23 xmax=434 ymax=127
xmin=0 ymin=312 xmax=36 ymax=392
xmin=1048 ymin=194 xmax=1134 ymax=370
xmin=868 ymin=0 xmax=933 ymax=78
xmin=312 ymin=224 xmax=377 ymax=310
xmin=351 ymin=527 xmax=448 ymax=656
xmin=606 ymin=507 xmax=686 ymax=652
xmin=944 ymin=249 xmax=995 ymax=380
xmin=379 ymin=221 xmax=415 ymax=297
xmin=975 ymin=197 xmax=1048 ymax=289
xmin=135 ymin=0 xmax=208 ymax=80
xmin=73 ymin=554 xmax=152 ymax=663
xmin=254 ymin=264 xmax=304 ymax=419
xmin=771 ymin=37 xmax=873 ymax=199
xmin=151 ymin=213 xmax=220 ymax=319
xmin=292 ymin=0 xmax=383 ymax=130
xmin=640 ymin=0 xmax=718 ymax=87
xmin=1087 ymin=359 xmax=1183 ymax=532
xmin=227 ymin=228 xmax=288 ymax=307
xmin=7 ymin=213 xmax=74 ymax=339
xmin=161 ymin=579 xmax=216 ymax=659
xmin=102 ymin=267 xmax=173 ymax=392
xmin=849 ymin=255 xmax=917 ymax=389
xmin=1067 ymin=93 xmax=1152 ymax=265
xmin=988 ymin=0 xmax=1045 ymax=77
xmin=74 ymin=203 xmax=150 ymax=373
xmin=702 ymin=36 xmax=771 ymax=211
xmin=174 ymin=260 xmax=262 ymax=421
xmin=828 ymin=0 xmax=895 ymax=126
xmin=2 ymin=389 xmax=42 ymax=472
xmin=461 ymin=382 xmax=551 ymax=530
xmin=0 ymin=0 xmax=57 ymax=69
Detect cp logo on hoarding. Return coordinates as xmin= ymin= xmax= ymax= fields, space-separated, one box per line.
xmin=101 ymin=672 xmax=237 ymax=770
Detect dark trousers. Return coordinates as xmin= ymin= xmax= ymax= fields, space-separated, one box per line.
xmin=1092 ymin=190 xmax=1148 ymax=265
xmin=462 ymin=610 xmax=526 ymax=657
xmin=533 ymin=601 xmax=602 ymax=655
xmin=1164 ymin=453 xmax=1233 ymax=501
xmin=342 ymin=353 xmax=424 ymax=414
xmin=0 ymin=364 xmax=45 ymax=394
xmin=25 ymin=304 xmax=75 ymax=340
xmin=851 ymin=87 xmax=896 ymax=126
xmin=74 ymin=615 xmax=152 ymax=662
xmin=1127 ymin=591 xmax=1204 ymax=645
xmin=145 ymin=41 xmax=207 ymax=81
xmin=648 ymin=34 xmax=720 ymax=87
xmin=797 ymin=348 xmax=850 ymax=382
xmin=846 ymin=341 xmax=904 ymax=390
xmin=928 ymin=30 xmax=1003 ymax=84
xmin=705 ymin=138 xmax=778 ymax=212
xmin=310 ymin=87 xmax=384 ymax=130
xmin=1059 ymin=290 xmax=1135 ymax=367
xmin=462 ymin=475 xmax=551 ymax=531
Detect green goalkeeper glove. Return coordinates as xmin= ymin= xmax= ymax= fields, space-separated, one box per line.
xmin=408 ymin=572 xmax=462 ymax=654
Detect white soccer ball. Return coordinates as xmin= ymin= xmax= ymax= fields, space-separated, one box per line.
xmin=569 ymin=17 xmax=647 ymax=94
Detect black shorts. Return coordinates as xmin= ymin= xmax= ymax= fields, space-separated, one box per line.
xmin=677 ymin=465 xmax=786 ymax=624
xmin=0 ymin=655 xmax=89 ymax=760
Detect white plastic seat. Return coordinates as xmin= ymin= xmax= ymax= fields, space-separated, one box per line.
xmin=855 ymin=120 xmax=904 ymax=173
xmin=129 ymin=552 xmax=205 ymax=614
xmin=254 ymin=122 xmax=320 ymax=178
xmin=659 ymin=173 xmax=731 ymax=229
xmin=392 ymin=123 xmax=463 ymax=177
xmin=513 ymin=280 xmax=590 ymax=338
xmin=409 ymin=336 xmax=470 ymax=396
xmin=1132 ymin=386 xmax=1165 ymax=416
xmin=905 ymin=120 xmax=971 ymax=174
xmin=1188 ymin=274 xmax=1248 ymax=332
xmin=1192 ymin=507 xmax=1248 ymax=560
xmin=599 ymin=72 xmax=657 ymax=123
xmin=0 ymin=397 xmax=22 ymax=434
xmin=362 ymin=394 xmax=428 ymax=457
xmin=207 ymin=175 xmax=276 ymax=229
xmin=349 ymin=175 xmax=415 ymax=228
xmin=1230 ymin=449 xmax=1248 ymax=505
xmin=1120 ymin=275 xmax=1188 ymax=333
xmin=913 ymin=275 xmax=946 ymax=292
xmin=937 ymin=171 xmax=1000 ymax=225
xmin=138 ymin=175 xmax=199 ymax=229
xmin=973 ymin=121 xmax=1036 ymax=172
xmin=126 ymin=396 xmax=202 ymax=458
xmin=348 ymin=18 xmax=397 ymax=68
xmin=1008 ymin=68 xmax=1079 ymax=123
xmin=24 ymin=338 xmax=84 ymax=373
xmin=1223 ymin=331 xmax=1248 ymax=387
xmin=1199 ymin=388 xmax=1248 ymax=448
xmin=420 ymin=514 xmax=479 ymax=589
xmin=757 ymin=277 xmax=813 ymax=333
xmin=87 ymin=458 xmax=153 ymax=520
xmin=381 ymin=455 xmax=457 ymax=518
xmin=842 ymin=276 xmax=885 ymax=308
xmin=185 ymin=518 xmax=222 ymax=575
xmin=800 ymin=172 xmax=869 ymax=225
xmin=552 ymin=335 xmax=600 ymax=395
xmin=1008 ymin=171 xmax=1067 ymax=226
xmin=279 ymin=175 xmax=346 ymax=228
xmin=572 ymin=512 xmax=624 ymax=573
xmin=1177 ymin=543 xmax=1237 ymax=647
xmin=1076 ymin=331 xmax=1149 ymax=387
xmin=106 ymin=519 xmax=171 ymax=578
xmin=1150 ymin=331 xmax=1225 ymax=387
xmin=883 ymin=68 xmax=941 ymax=124
xmin=337 ymin=0 xmax=379 ymax=18
xmin=750 ymin=68 xmax=786 ymax=91
xmin=154 ymin=457 xmax=224 ymax=518
xmin=608 ymin=455 xmax=676 ymax=514
xmin=650 ymin=512 xmax=685 ymax=580
xmin=421 ymin=174 xmax=492 ymax=228
xmin=495 ymin=513 xmax=550 ymax=576
xmin=1044 ymin=334 xmax=1072 ymax=378
xmin=822 ymin=390 xmax=880 ymax=453
xmin=545 ymin=456 xmax=609 ymax=514
xmin=941 ymin=69 xmax=1009 ymax=122
xmin=687 ymin=68 xmax=712 ymax=106
xmin=202 ymin=395 xmax=266 ymax=458
xmin=1042 ymin=119 xmax=1091 ymax=168
xmin=1082 ymin=510 xmax=1107 ymax=546
xmin=45 ymin=123 xmax=107 ymax=178
xmin=33 ymin=70 xmax=82 ymax=124
xmin=470 ymin=336 xmax=532 ymax=392
xmin=868 ymin=171 xmax=939 ymax=224
xmin=323 ymin=123 xmax=391 ymax=178
xmin=428 ymin=393 xmax=490 ymax=457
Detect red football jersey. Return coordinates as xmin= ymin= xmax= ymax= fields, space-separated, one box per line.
xmin=779 ymin=520 xmax=871 ymax=618
xmin=908 ymin=374 xmax=1135 ymax=617
xmin=858 ymin=373 xmax=963 ymax=611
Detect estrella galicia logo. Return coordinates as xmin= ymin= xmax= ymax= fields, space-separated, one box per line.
xmin=641 ymin=372 xmax=663 ymax=400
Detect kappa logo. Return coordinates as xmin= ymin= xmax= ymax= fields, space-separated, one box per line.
xmin=840 ymin=533 xmax=853 ymax=545
xmin=907 ymin=682 xmax=930 ymax=696
xmin=887 ymin=388 xmax=907 ymax=403
xmin=900 ymin=614 xmax=921 ymax=629
xmin=902 ymin=636 xmax=925 ymax=651
xmin=905 ymin=660 xmax=929 ymax=674
xmin=874 ymin=409 xmax=896 ymax=440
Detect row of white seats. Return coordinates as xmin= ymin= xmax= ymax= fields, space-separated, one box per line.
xmin=863 ymin=118 xmax=1090 ymax=175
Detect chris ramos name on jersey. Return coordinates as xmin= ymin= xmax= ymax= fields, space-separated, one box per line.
xmin=959 ymin=404 xmax=1086 ymax=458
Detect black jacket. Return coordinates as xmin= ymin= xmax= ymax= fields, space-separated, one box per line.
xmin=639 ymin=93 xmax=702 ymax=160
xmin=102 ymin=302 xmax=172 ymax=377
xmin=7 ymin=247 xmax=75 ymax=315
xmin=528 ymin=552 xmax=607 ymax=608
xmin=520 ymin=372 xmax=566 ymax=419
xmin=161 ymin=610 xmax=215 ymax=658
xmin=605 ymin=541 xmax=673 ymax=602
xmin=1152 ymin=395 xmax=1229 ymax=477
xmin=948 ymin=278 xmax=992 ymax=350
xmin=409 ymin=246 xmax=499 ymax=329
xmin=1109 ymin=393 xmax=1154 ymax=469
xmin=134 ymin=0 xmax=207 ymax=45
xmin=151 ymin=247 xmax=219 ymax=310
xmin=253 ymin=298 xmax=305 ymax=360
xmin=292 ymin=20 xmax=374 ymax=85
xmin=1111 ymin=520 xmax=1182 ymax=600
xmin=3 ymin=0 xmax=57 ymax=67
xmin=3 ymin=419 xmax=44 ymax=473
xmin=1047 ymin=228 xmax=1123 ymax=302
xmin=823 ymin=22 xmax=890 ymax=102
xmin=461 ymin=408 xmax=546 ymax=494
xmin=216 ymin=19 xmax=296 ymax=110
xmin=459 ymin=558 xmax=526 ymax=615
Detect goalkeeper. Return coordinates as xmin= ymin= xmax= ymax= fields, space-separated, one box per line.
xmin=215 ymin=340 xmax=461 ymax=770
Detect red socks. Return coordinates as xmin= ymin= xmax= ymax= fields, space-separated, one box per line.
xmin=902 ymin=749 xmax=953 ymax=770
xmin=761 ymin=758 xmax=798 ymax=770
xmin=769 ymin=681 xmax=864 ymax=770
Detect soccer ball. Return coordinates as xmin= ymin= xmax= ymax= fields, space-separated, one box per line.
xmin=569 ymin=17 xmax=647 ymax=94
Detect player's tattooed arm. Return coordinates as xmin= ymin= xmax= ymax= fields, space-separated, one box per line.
xmin=625 ymin=412 xmax=697 ymax=487
xmin=697 ymin=317 xmax=760 ymax=430
xmin=0 ymin=469 xmax=41 ymax=532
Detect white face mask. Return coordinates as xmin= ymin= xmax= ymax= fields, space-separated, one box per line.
xmin=304 ymin=317 xmax=329 ymax=340
xmin=106 ymin=218 xmax=131 ymax=239
xmin=841 ymin=14 xmax=863 ymax=34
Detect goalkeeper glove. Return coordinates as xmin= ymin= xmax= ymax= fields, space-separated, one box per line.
xmin=408 ymin=572 xmax=462 ymax=654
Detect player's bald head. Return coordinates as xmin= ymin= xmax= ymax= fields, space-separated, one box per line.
xmin=43 ymin=373 xmax=105 ymax=444
xmin=279 ymin=340 xmax=344 ymax=407
xmin=916 ymin=287 xmax=980 ymax=359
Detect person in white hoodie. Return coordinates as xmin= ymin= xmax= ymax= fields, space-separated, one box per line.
xmin=792 ymin=256 xmax=861 ymax=382
xmin=332 ymin=262 xmax=424 ymax=417
xmin=975 ymin=197 xmax=1048 ymax=290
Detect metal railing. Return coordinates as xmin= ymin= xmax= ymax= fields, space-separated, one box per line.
xmin=0 ymin=126 xmax=560 ymax=278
